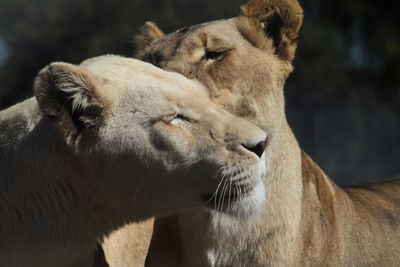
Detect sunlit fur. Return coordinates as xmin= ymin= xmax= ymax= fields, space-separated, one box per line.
xmin=206 ymin=153 xmax=267 ymax=218
xmin=103 ymin=0 xmax=400 ymax=266
xmin=0 ymin=55 xmax=267 ymax=266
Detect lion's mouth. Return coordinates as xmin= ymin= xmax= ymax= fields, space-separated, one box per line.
xmin=201 ymin=183 xmax=255 ymax=209
xmin=200 ymin=177 xmax=266 ymax=218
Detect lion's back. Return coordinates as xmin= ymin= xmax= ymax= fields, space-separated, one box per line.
xmin=343 ymin=178 xmax=400 ymax=265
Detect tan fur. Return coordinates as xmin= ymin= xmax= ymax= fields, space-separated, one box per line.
xmin=103 ymin=0 xmax=400 ymax=266
xmin=102 ymin=219 xmax=154 ymax=267
xmin=241 ymin=0 xmax=303 ymax=61
xmin=0 ymin=55 xmax=268 ymax=266
xmin=135 ymin=22 xmax=165 ymax=53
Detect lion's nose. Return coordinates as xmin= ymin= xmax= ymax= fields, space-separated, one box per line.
xmin=242 ymin=137 xmax=267 ymax=158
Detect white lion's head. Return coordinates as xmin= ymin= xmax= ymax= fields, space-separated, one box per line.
xmin=34 ymin=55 xmax=267 ymax=221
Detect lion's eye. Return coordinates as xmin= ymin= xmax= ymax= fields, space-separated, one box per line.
xmin=202 ymin=50 xmax=226 ymax=61
xmin=175 ymin=114 xmax=190 ymax=121
xmin=162 ymin=113 xmax=191 ymax=124
xmin=162 ymin=113 xmax=177 ymax=123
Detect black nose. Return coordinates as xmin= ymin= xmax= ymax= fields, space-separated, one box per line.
xmin=242 ymin=138 xmax=267 ymax=158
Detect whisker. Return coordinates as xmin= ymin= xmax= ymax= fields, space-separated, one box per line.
xmin=237 ymin=183 xmax=243 ymax=202
xmin=215 ymin=175 xmax=224 ymax=211
xmin=203 ymin=167 xmax=227 ymax=209
xmin=217 ymin=178 xmax=226 ymax=212
xmin=218 ymin=178 xmax=229 ymax=212
xmin=220 ymin=180 xmax=227 ymax=212
xmin=228 ymin=178 xmax=232 ymax=212
xmin=203 ymin=175 xmax=223 ymax=205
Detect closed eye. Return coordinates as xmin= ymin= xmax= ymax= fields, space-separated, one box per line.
xmin=202 ymin=50 xmax=227 ymax=61
xmin=162 ymin=113 xmax=192 ymax=124
xmin=176 ymin=114 xmax=191 ymax=121
xmin=171 ymin=114 xmax=195 ymax=127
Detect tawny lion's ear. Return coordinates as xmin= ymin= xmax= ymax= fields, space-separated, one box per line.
xmin=34 ymin=62 xmax=108 ymax=146
xmin=135 ymin=21 xmax=165 ymax=52
xmin=240 ymin=0 xmax=303 ymax=61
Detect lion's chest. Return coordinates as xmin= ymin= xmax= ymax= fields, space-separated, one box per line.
xmin=195 ymin=215 xmax=265 ymax=267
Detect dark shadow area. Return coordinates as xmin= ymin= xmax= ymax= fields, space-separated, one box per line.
xmin=0 ymin=0 xmax=399 ymax=185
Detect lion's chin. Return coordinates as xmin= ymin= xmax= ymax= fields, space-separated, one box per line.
xmin=225 ymin=180 xmax=266 ymax=219
xmin=205 ymin=180 xmax=266 ymax=220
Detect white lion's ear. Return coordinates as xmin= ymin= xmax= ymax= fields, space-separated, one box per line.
xmin=240 ymin=0 xmax=303 ymax=62
xmin=135 ymin=21 xmax=165 ymax=52
xmin=34 ymin=62 xmax=108 ymax=146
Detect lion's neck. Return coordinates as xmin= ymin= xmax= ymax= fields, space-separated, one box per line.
xmin=296 ymin=151 xmax=347 ymax=265
xmin=176 ymin=121 xmax=304 ymax=266
xmin=0 ymin=99 xmax=96 ymax=249
xmin=0 ymin=99 xmax=152 ymax=265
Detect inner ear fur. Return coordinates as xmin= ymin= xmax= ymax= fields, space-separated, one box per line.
xmin=34 ymin=62 xmax=108 ymax=146
xmin=135 ymin=21 xmax=165 ymax=52
xmin=240 ymin=0 xmax=303 ymax=61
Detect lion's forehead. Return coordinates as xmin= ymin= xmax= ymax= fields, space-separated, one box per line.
xmin=152 ymin=18 xmax=243 ymax=54
xmin=79 ymin=55 xmax=209 ymax=103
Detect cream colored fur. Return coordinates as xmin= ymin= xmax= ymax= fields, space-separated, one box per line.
xmin=102 ymin=0 xmax=400 ymax=266
xmin=0 ymin=55 xmax=268 ymax=266
xmin=101 ymin=219 xmax=154 ymax=267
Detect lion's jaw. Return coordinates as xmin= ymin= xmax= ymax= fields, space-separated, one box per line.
xmin=228 ymin=152 xmax=267 ymax=218
xmin=175 ymin=126 xmax=302 ymax=267
xmin=204 ymin=152 xmax=266 ymax=219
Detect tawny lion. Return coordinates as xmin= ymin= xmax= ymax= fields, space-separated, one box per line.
xmin=101 ymin=0 xmax=400 ymax=266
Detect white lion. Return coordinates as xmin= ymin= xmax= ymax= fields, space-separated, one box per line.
xmin=0 ymin=55 xmax=267 ymax=266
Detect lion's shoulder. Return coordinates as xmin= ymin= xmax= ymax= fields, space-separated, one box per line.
xmin=344 ymin=177 xmax=400 ymax=209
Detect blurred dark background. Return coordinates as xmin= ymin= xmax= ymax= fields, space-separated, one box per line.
xmin=0 ymin=0 xmax=399 ymax=185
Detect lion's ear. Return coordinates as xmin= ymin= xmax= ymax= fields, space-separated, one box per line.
xmin=135 ymin=21 xmax=165 ymax=51
xmin=34 ymin=62 xmax=108 ymax=146
xmin=240 ymin=0 xmax=303 ymax=61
